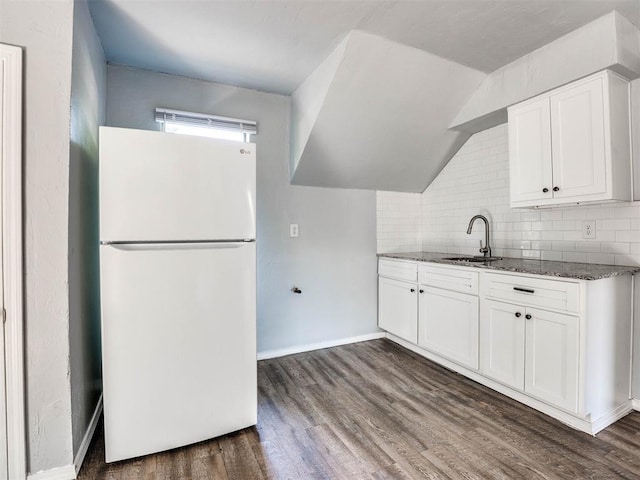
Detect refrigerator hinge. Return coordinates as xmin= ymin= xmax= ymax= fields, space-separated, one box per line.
xmin=1 ymin=308 xmax=6 ymax=324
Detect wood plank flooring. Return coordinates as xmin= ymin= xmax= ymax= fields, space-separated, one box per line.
xmin=78 ymin=339 xmax=640 ymax=479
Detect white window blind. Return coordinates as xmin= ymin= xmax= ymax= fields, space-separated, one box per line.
xmin=155 ymin=107 xmax=257 ymax=142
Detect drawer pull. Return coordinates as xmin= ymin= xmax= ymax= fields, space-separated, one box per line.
xmin=410 ymin=288 xmax=416 ymax=292
xmin=419 ymin=289 xmax=424 ymax=293
xmin=515 ymin=312 xmax=521 ymax=318
xmin=525 ymin=314 xmax=532 ymax=320
xmin=513 ymin=287 xmax=535 ymax=294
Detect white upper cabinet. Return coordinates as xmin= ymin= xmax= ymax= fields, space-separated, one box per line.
xmin=508 ymin=70 xmax=632 ymax=208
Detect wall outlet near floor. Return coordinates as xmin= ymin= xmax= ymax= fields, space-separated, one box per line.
xmin=289 ymin=223 xmax=299 ymax=238
xmin=582 ymin=220 xmax=596 ymax=239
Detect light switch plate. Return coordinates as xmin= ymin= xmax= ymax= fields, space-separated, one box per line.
xmin=289 ymin=223 xmax=299 ymax=238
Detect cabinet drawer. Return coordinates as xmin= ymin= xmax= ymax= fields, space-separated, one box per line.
xmin=483 ymin=272 xmax=580 ymax=313
xmin=378 ymin=259 xmax=417 ymax=282
xmin=418 ymin=264 xmax=478 ymax=295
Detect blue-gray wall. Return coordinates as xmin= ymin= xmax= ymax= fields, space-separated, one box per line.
xmin=69 ymin=0 xmax=106 ymax=461
xmin=105 ymin=65 xmax=380 ymax=355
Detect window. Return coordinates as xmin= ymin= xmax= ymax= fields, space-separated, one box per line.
xmin=155 ymin=108 xmax=257 ymax=143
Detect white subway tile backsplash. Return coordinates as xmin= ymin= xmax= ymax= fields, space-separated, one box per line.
xmin=574 ymin=242 xmax=601 ymax=253
xmin=562 ymin=209 xmax=588 ymax=220
xmin=616 ymin=231 xmax=639 ymax=242
xmin=587 ymin=253 xmax=615 ymax=264
xmin=540 ymin=210 xmax=563 ymax=221
xmin=600 ymin=242 xmax=631 ymax=254
xmin=541 ymin=251 xmax=563 ymax=261
xmin=600 ymin=219 xmax=631 ymax=231
xmin=562 ymin=252 xmax=587 ymax=263
xmin=377 ymin=123 xmax=640 ymax=267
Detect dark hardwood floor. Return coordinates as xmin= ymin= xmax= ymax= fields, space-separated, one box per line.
xmin=78 ymin=339 xmax=640 ymax=479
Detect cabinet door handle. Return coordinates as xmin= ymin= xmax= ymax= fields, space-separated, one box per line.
xmin=410 ymin=288 xmax=415 ymax=292
xmin=513 ymin=287 xmax=534 ymax=294
xmin=542 ymin=187 xmax=549 ymax=193
xmin=419 ymin=289 xmax=424 ymax=293
xmin=515 ymin=312 xmax=521 ymax=318
xmin=553 ymin=186 xmax=560 ymax=192
xmin=525 ymin=314 xmax=532 ymax=320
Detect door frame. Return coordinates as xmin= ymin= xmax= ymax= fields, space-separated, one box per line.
xmin=0 ymin=43 xmax=26 ymax=479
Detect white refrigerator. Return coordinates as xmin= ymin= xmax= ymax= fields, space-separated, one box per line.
xmin=99 ymin=126 xmax=257 ymax=463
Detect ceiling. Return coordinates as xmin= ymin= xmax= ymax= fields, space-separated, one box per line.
xmin=88 ymin=0 xmax=640 ymax=95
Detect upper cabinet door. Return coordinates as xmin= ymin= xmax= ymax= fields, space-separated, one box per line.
xmin=550 ymin=77 xmax=606 ymax=200
xmin=508 ymin=98 xmax=553 ymax=205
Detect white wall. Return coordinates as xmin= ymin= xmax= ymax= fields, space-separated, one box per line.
xmin=378 ymin=124 xmax=640 ymax=265
xmin=105 ymin=65 xmax=379 ymax=355
xmin=69 ymin=0 xmax=105 ymax=461
xmin=290 ymin=30 xmax=485 ymax=192
xmin=0 ymin=0 xmax=75 ymax=473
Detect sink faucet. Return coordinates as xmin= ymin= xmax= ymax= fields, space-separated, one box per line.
xmin=467 ymin=215 xmax=492 ymax=258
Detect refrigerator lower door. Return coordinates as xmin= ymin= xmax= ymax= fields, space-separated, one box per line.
xmin=100 ymin=241 xmax=256 ymax=462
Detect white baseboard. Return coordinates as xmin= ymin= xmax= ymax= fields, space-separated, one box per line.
xmin=74 ymin=394 xmax=103 ymax=475
xmin=590 ymin=401 xmax=633 ymax=434
xmin=28 ymin=394 xmax=103 ymax=480
xmin=632 ymin=398 xmax=640 ymax=410
xmin=27 ymin=465 xmax=76 ymax=480
xmin=257 ymin=332 xmax=386 ymax=360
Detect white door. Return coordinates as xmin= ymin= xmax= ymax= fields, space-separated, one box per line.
xmin=525 ymin=307 xmax=579 ymax=413
xmin=418 ymin=287 xmax=478 ymax=369
xmin=99 ymin=127 xmax=256 ymax=242
xmin=550 ymin=76 xmax=607 ymax=200
xmin=0 ymin=53 xmax=8 ymax=480
xmin=100 ymin=241 xmax=257 ymax=462
xmin=378 ymin=277 xmax=417 ymax=343
xmin=480 ymin=300 xmax=525 ymax=390
xmin=508 ymin=97 xmax=553 ymax=205
xmin=0 ymin=43 xmax=25 ymax=480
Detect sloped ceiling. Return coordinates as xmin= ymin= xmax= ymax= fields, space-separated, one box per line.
xmin=290 ymin=31 xmax=485 ymax=192
xmin=88 ymin=1 xmax=640 ymax=193
xmin=290 ymin=12 xmax=640 ymax=193
xmin=89 ymin=0 xmax=640 ymax=95
xmin=451 ymin=11 xmax=640 ymax=133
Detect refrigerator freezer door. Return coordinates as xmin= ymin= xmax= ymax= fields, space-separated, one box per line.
xmin=99 ymin=127 xmax=256 ymax=242
xmin=100 ymin=241 xmax=257 ymax=462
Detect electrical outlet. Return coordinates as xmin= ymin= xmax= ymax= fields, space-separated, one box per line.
xmin=289 ymin=223 xmax=299 ymax=238
xmin=582 ymin=220 xmax=596 ymax=239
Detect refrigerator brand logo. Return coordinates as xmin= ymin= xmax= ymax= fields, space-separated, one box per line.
xmin=240 ymin=149 xmax=252 ymax=154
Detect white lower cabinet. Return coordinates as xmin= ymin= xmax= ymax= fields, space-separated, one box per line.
xmin=419 ymin=287 xmax=478 ymax=369
xmin=378 ymin=257 xmax=633 ymax=435
xmin=378 ymin=276 xmax=418 ymax=343
xmin=480 ymin=299 xmax=578 ymax=412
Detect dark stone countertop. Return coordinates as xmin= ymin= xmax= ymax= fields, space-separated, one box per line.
xmin=378 ymin=251 xmax=640 ymax=281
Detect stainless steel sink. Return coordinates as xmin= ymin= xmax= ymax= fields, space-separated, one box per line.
xmin=443 ymin=256 xmax=503 ymax=263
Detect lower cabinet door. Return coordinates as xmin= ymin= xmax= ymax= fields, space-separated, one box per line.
xmin=480 ymin=299 xmax=525 ymax=390
xmin=418 ymin=287 xmax=479 ymax=369
xmin=525 ymin=307 xmax=579 ymax=412
xmin=378 ymin=276 xmax=418 ymax=343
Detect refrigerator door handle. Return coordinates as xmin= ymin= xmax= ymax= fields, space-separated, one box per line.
xmin=101 ymin=241 xmax=254 ymax=251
